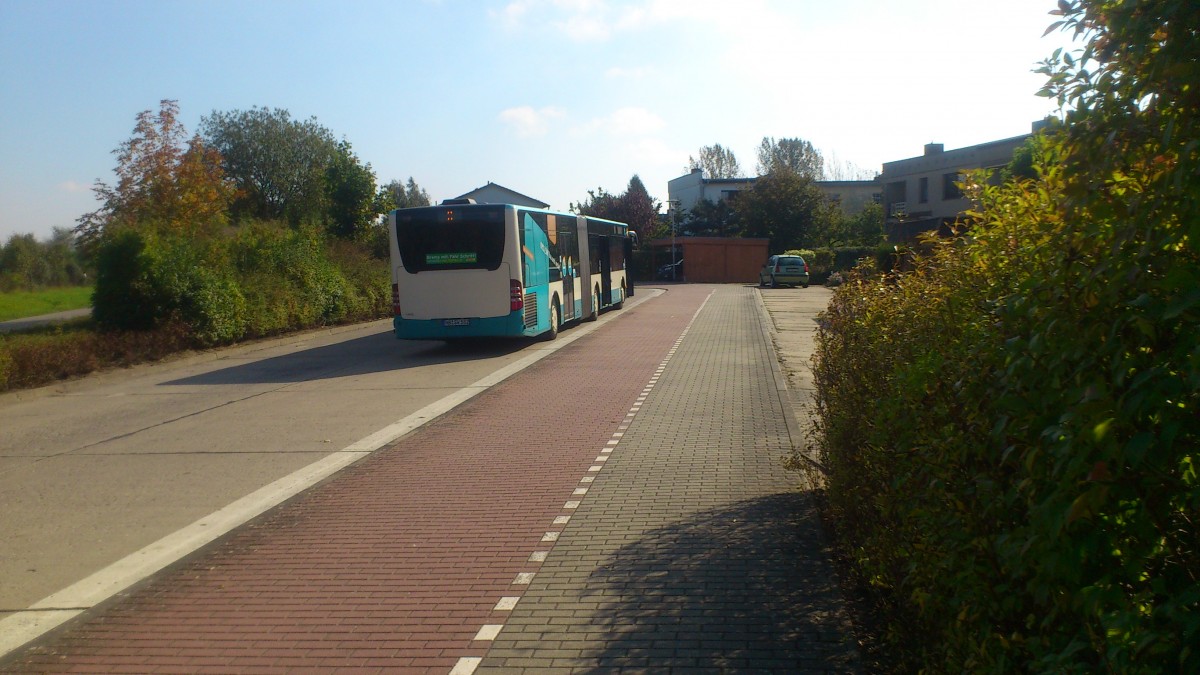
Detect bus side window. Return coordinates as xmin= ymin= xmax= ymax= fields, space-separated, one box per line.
xmin=609 ymin=235 xmax=624 ymax=271
xmin=589 ymin=235 xmax=602 ymax=274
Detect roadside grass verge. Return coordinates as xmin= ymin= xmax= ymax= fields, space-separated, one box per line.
xmin=0 ymin=286 xmax=93 ymax=322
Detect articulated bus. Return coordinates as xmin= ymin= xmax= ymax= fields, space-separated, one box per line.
xmin=387 ymin=200 xmax=635 ymax=340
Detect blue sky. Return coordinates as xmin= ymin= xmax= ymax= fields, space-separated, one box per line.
xmin=0 ymin=0 xmax=1080 ymax=242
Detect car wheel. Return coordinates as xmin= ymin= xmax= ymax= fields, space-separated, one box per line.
xmin=771 ymin=275 xmax=780 ymax=289
xmin=759 ymin=275 xmax=767 ymax=288
xmin=802 ymin=282 xmax=810 ymax=289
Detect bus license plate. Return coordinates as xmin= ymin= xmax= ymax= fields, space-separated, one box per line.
xmin=443 ymin=318 xmax=470 ymax=327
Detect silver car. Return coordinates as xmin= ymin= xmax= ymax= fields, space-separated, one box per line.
xmin=759 ymin=255 xmax=810 ymax=288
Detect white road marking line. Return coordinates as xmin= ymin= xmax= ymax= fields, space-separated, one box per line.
xmin=474 ymin=624 xmax=505 ymax=641
xmin=451 ymin=657 xmax=482 ymax=674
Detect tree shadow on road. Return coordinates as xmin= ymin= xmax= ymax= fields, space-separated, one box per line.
xmin=571 ymin=492 xmax=862 ymax=673
xmin=162 ymin=332 xmax=532 ymax=385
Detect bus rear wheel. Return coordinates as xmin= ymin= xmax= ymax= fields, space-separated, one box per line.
xmin=585 ymin=286 xmax=599 ymax=322
xmin=543 ymin=301 xmax=560 ymax=341
xmin=613 ymin=282 xmax=625 ymax=309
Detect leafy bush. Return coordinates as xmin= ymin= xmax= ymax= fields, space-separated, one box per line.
xmin=91 ymin=230 xmax=157 ymax=330
xmin=806 ymin=248 xmax=833 ymax=282
xmin=811 ymin=1 xmax=1200 ymax=667
xmin=787 ymin=247 xmax=876 ymax=283
xmin=90 ymin=222 xmax=387 ymax=347
xmin=229 ymin=222 xmax=372 ymax=334
xmin=92 ymin=231 xmax=246 ymax=345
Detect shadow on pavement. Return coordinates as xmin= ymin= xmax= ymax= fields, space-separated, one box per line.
xmin=577 ymin=492 xmax=860 ymax=672
xmin=162 ymin=332 xmax=531 ymax=386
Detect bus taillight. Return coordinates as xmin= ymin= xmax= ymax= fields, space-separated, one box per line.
xmin=510 ymin=279 xmax=523 ymax=311
xmin=392 ymin=283 xmax=401 ymax=315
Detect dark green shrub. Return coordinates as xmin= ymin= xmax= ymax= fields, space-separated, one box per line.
xmin=806 ymin=248 xmax=833 ymax=282
xmin=92 ymin=231 xmax=246 ymax=346
xmin=831 ymin=246 xmax=873 ymax=271
xmin=91 ymin=230 xmax=158 ymax=330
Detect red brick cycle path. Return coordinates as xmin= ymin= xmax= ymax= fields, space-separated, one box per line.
xmin=1 ymin=286 xmax=712 ymax=674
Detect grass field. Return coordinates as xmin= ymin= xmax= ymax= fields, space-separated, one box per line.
xmin=0 ymin=286 xmax=93 ymax=322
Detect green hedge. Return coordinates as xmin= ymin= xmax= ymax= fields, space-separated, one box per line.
xmin=811 ymin=134 xmax=1198 ymax=671
xmin=91 ymin=222 xmax=388 ymax=347
xmin=787 ymin=246 xmax=888 ymax=283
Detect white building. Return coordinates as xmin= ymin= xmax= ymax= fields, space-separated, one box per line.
xmin=666 ymin=168 xmax=880 ymax=216
xmin=455 ymin=182 xmax=549 ymax=209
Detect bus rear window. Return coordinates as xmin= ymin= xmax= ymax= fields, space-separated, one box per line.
xmin=395 ymin=206 xmax=506 ymax=272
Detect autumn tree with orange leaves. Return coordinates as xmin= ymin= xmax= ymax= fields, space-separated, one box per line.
xmin=75 ymin=99 xmax=234 ymax=250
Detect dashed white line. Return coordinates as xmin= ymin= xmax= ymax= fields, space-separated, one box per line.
xmin=456 ymin=289 xmax=713 ymax=675
xmin=474 ymin=624 xmax=505 ymax=641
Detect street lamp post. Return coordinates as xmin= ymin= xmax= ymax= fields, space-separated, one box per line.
xmin=666 ymin=199 xmax=680 ymax=281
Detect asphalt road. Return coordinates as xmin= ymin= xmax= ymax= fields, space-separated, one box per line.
xmin=0 ymin=308 xmax=91 ymax=333
xmin=0 ymin=297 xmax=655 ymax=647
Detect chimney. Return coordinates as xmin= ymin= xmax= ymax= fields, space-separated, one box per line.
xmin=924 ymin=143 xmax=944 ymax=156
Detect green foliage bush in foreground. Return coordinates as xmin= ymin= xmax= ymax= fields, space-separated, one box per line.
xmin=811 ymin=2 xmax=1198 ymax=670
xmin=0 ymin=222 xmax=388 ymax=393
xmin=91 ymin=222 xmax=388 ymax=347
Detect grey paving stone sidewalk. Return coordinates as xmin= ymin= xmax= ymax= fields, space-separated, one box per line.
xmin=477 ymin=285 xmax=859 ymax=673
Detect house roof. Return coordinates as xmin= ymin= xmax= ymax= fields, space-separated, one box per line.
xmin=455 ymin=182 xmax=549 ymax=208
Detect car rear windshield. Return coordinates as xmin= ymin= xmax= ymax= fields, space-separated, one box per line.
xmin=395 ymin=205 xmax=506 ymax=273
xmin=778 ymin=256 xmax=804 ymax=266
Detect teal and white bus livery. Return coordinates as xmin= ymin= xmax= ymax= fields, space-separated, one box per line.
xmin=388 ymin=201 xmax=634 ymax=340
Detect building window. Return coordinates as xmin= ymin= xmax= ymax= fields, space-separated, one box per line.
xmin=943 ymin=173 xmax=963 ymax=200
xmin=918 ymin=177 xmax=929 ymax=203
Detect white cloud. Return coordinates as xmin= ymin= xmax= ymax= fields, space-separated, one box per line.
xmin=608 ymin=107 xmax=665 ymax=135
xmin=499 ymin=105 xmax=566 ymax=137
xmin=492 ymin=0 xmax=536 ymax=29
xmin=57 ymin=180 xmax=91 ymax=193
xmin=575 ymin=106 xmax=664 ymax=137
xmin=558 ymin=13 xmax=610 ymax=41
xmin=490 ymin=0 xmax=729 ymax=42
xmin=621 ymin=138 xmax=686 ymax=167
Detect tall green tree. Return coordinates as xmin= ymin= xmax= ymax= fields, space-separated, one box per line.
xmin=200 ymin=107 xmax=337 ymax=225
xmin=0 ymin=234 xmax=46 ymax=291
xmin=75 ymin=99 xmax=233 ymax=250
xmin=681 ymin=198 xmax=739 ymax=238
xmin=324 ymin=140 xmax=377 ymax=240
xmin=685 ymin=143 xmax=742 ymax=178
xmin=616 ymin=174 xmax=659 ymax=241
xmin=817 ymin=200 xmax=883 ymax=246
xmin=571 ymin=176 xmax=659 ymax=242
xmin=375 ymin=177 xmax=432 ymax=213
xmin=570 ymin=186 xmax=621 ymax=220
xmin=736 ymin=168 xmax=831 ymax=250
xmin=755 ymin=136 xmax=823 ymax=179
